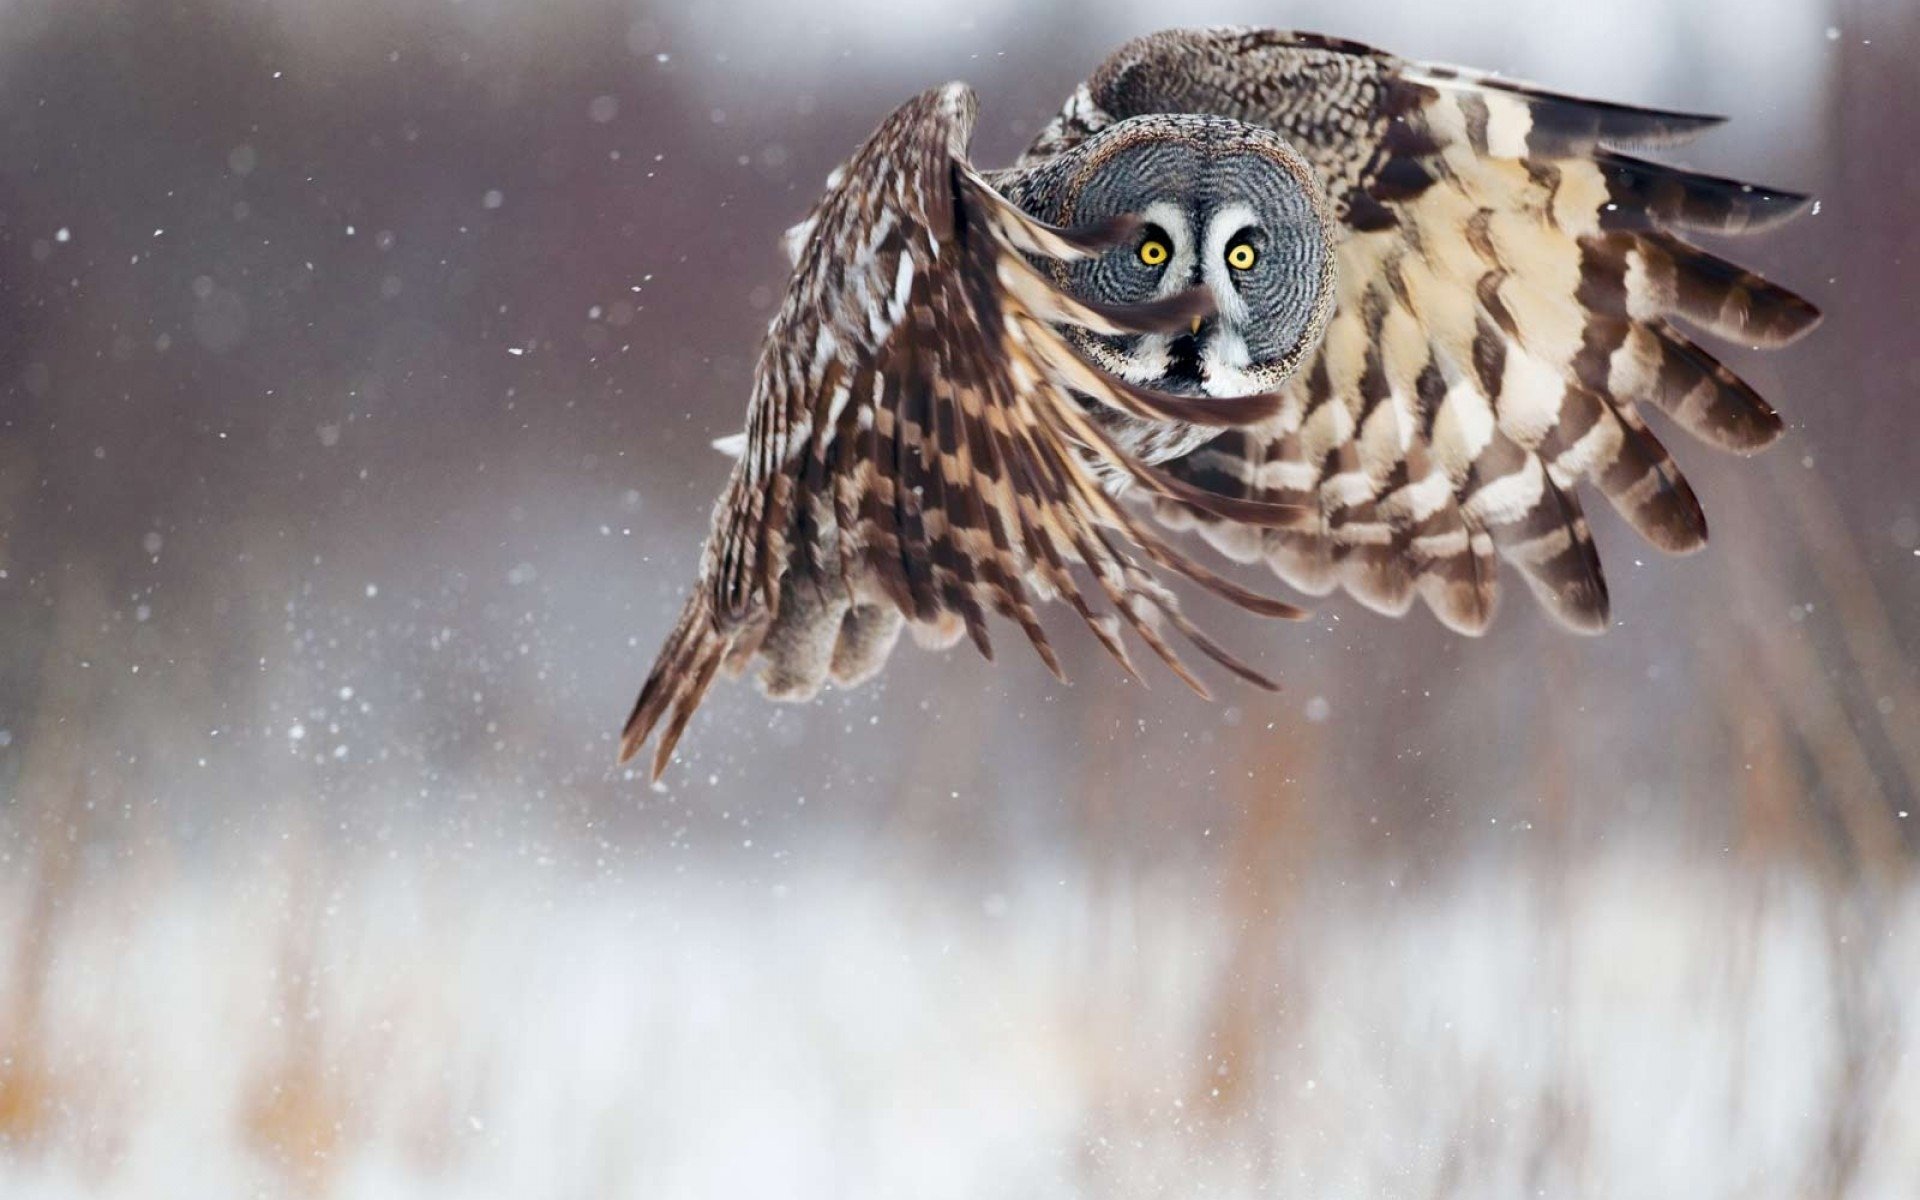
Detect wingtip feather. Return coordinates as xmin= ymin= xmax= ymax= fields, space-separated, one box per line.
xmin=618 ymin=594 xmax=728 ymax=778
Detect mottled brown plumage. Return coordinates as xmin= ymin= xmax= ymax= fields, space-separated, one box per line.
xmin=1098 ymin=30 xmax=1820 ymax=634
xmin=619 ymin=28 xmax=1819 ymax=779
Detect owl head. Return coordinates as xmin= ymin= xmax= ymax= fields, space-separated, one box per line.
xmin=1030 ymin=114 xmax=1338 ymax=399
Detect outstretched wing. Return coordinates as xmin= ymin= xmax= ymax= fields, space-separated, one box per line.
xmin=1034 ymin=28 xmax=1820 ymax=633
xmin=621 ymin=83 xmax=1310 ymax=779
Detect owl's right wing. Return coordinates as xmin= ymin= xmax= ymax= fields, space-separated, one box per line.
xmin=621 ymin=84 xmax=1309 ymax=779
xmin=1034 ymin=29 xmax=1821 ymax=634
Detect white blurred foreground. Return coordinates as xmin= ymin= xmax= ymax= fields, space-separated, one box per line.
xmin=1 ymin=846 xmax=1914 ymax=1198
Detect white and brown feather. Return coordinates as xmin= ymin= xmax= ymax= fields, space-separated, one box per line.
xmin=1098 ymin=29 xmax=1820 ymax=635
xmin=620 ymin=27 xmax=1820 ymax=777
xmin=621 ymin=82 xmax=1309 ymax=779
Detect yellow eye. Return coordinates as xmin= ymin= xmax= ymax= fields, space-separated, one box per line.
xmin=1138 ymin=239 xmax=1169 ymax=266
xmin=1226 ymin=243 xmax=1258 ymax=271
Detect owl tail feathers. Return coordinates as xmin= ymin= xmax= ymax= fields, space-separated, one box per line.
xmin=619 ymin=591 xmax=729 ymax=781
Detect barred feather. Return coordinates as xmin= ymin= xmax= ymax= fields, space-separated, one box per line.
xmin=1065 ymin=28 xmax=1821 ymax=635
xmin=625 ymin=28 xmax=1822 ymax=777
xmin=622 ymin=82 xmax=1309 ymax=778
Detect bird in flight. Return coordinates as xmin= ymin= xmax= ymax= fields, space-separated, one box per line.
xmin=619 ymin=27 xmax=1820 ymax=779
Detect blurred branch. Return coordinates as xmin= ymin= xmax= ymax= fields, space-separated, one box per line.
xmin=1772 ymin=457 xmax=1920 ymax=804
xmin=0 ymin=563 xmax=111 ymax=1147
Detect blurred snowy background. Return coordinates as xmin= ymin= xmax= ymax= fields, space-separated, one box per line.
xmin=1 ymin=0 xmax=1917 ymax=1195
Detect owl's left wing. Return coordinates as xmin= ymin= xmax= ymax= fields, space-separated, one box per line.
xmin=1036 ymin=29 xmax=1820 ymax=634
xmin=621 ymin=84 xmax=1309 ymax=779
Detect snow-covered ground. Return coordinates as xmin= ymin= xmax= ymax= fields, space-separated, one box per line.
xmin=1 ymin=846 xmax=1913 ymax=1198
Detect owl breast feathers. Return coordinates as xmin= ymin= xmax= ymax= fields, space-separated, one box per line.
xmin=618 ymin=27 xmax=1821 ymax=779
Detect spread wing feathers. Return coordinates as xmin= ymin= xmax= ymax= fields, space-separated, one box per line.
xmin=1060 ymin=28 xmax=1821 ymax=633
xmin=621 ymin=83 xmax=1312 ymax=779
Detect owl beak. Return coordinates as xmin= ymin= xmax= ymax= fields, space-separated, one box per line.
xmin=1189 ymin=316 xmax=1203 ymax=336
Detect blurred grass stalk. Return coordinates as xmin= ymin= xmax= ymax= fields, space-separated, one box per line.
xmin=0 ymin=458 xmax=1915 ymax=1195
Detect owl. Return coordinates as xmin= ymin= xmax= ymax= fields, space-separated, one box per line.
xmin=619 ymin=28 xmax=1820 ymax=779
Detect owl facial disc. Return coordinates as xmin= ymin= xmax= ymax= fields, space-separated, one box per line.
xmin=1040 ymin=115 xmax=1338 ymax=401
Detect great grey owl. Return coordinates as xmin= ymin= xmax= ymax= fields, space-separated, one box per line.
xmin=619 ymin=27 xmax=1820 ymax=778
